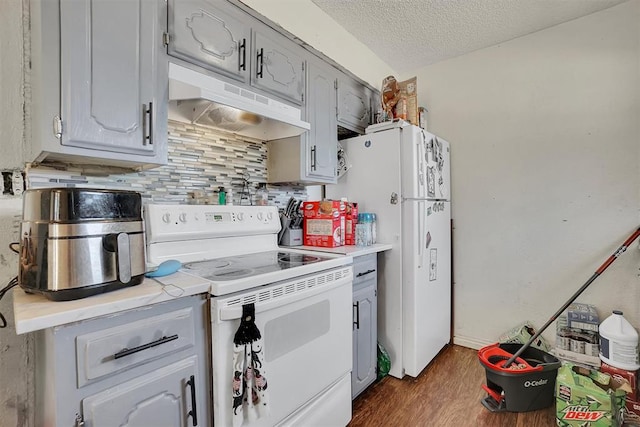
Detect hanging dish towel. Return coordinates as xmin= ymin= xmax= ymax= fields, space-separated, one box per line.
xmin=232 ymin=303 xmax=269 ymax=427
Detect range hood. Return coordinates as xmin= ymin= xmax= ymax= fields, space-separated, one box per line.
xmin=168 ymin=63 xmax=310 ymax=140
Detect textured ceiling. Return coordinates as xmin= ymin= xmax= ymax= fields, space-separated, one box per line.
xmin=311 ymin=0 xmax=628 ymax=72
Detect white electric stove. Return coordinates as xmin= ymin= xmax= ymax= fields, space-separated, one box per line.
xmin=144 ymin=204 xmax=354 ymax=427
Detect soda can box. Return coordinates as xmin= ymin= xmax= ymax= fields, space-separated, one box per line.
xmin=555 ymin=363 xmax=627 ymax=427
xmin=303 ymin=201 xmax=345 ymax=248
xmin=567 ymin=303 xmax=600 ymax=332
xmin=600 ymin=361 xmax=639 ymax=401
xmin=498 ymin=321 xmax=551 ymax=352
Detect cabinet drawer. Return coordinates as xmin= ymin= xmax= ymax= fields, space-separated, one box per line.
xmin=76 ymin=307 xmax=197 ymax=387
xmin=353 ymin=253 xmax=377 ymax=286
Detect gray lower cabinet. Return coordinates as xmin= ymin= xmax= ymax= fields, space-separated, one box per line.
xmin=29 ymin=0 xmax=168 ymax=169
xmin=352 ymin=254 xmax=378 ymax=399
xmin=267 ymin=57 xmax=337 ymax=184
xmin=167 ymin=0 xmax=305 ymax=105
xmin=35 ymin=295 xmax=210 ymax=427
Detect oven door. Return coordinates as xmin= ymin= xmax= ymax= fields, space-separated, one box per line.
xmin=210 ymin=266 xmax=353 ymax=427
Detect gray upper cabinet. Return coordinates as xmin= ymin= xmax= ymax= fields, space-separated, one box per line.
xmin=251 ymin=29 xmax=305 ymax=105
xmin=167 ymin=0 xmax=305 ymax=106
xmin=168 ymin=0 xmax=250 ymax=83
xmin=337 ymin=73 xmax=373 ymax=133
xmin=304 ymin=59 xmax=338 ymax=181
xmin=29 ymin=0 xmax=168 ymax=169
xmin=266 ymin=57 xmax=336 ymax=184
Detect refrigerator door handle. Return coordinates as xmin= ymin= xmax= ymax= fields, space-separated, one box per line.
xmin=416 ymin=135 xmax=425 ymax=199
xmin=418 ymin=200 xmax=425 ymax=268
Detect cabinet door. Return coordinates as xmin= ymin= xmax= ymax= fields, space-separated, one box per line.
xmin=305 ymin=60 xmax=337 ymax=182
xmin=352 ymin=280 xmax=377 ymax=399
xmin=337 ymin=75 xmax=373 ymax=133
xmin=252 ymin=29 xmax=305 ymax=105
xmin=167 ymin=0 xmax=250 ymax=83
xmin=82 ymin=356 xmax=202 ymax=427
xmin=60 ymin=0 xmax=164 ymax=156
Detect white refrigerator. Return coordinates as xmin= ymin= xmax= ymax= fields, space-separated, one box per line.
xmin=326 ymin=121 xmax=451 ymax=378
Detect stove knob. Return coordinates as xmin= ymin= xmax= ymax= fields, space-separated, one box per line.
xmin=257 ymin=212 xmax=264 ymax=221
xmin=236 ymin=212 xmax=244 ymax=221
xmin=179 ymin=213 xmax=187 ymax=223
xmin=267 ymin=212 xmax=274 ymax=220
xmin=162 ymin=213 xmax=171 ymax=223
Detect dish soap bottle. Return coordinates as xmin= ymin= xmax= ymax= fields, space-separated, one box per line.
xmin=218 ymin=187 xmax=226 ymax=205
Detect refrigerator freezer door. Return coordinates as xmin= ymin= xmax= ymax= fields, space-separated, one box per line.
xmin=400 ymin=125 xmax=428 ymax=201
xmin=402 ymin=200 xmax=451 ymax=377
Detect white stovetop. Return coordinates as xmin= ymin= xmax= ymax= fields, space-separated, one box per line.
xmin=12 ymin=271 xmax=211 ymax=335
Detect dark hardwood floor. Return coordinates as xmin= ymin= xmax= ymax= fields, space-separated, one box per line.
xmin=349 ymin=345 xmax=556 ymax=426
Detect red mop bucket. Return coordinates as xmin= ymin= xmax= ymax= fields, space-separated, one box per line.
xmin=478 ymin=342 xmax=560 ymax=412
xmin=478 ymin=227 xmax=640 ymax=413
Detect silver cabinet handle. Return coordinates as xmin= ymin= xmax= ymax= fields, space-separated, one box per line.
xmin=143 ymin=102 xmax=153 ymax=145
xmin=310 ymin=145 xmax=317 ymax=171
xmin=239 ymin=38 xmax=246 ymax=71
xmin=256 ymin=47 xmax=264 ymax=78
xmin=353 ymin=301 xmax=360 ymax=329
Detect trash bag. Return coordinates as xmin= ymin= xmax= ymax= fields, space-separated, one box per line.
xmin=377 ymin=342 xmax=391 ymax=380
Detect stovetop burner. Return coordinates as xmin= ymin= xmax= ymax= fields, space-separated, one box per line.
xmin=277 ymin=253 xmax=321 ymax=264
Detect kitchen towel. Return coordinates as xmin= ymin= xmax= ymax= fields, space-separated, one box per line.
xmin=232 ymin=303 xmax=269 ymax=426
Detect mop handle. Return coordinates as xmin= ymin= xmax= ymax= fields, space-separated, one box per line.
xmin=503 ymin=226 xmax=640 ymax=368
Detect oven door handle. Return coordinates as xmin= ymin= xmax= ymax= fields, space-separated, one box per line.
xmin=218 ymin=277 xmax=350 ymax=321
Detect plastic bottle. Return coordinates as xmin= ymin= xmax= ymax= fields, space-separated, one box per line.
xmin=599 ymin=310 xmax=640 ymax=370
xmin=371 ymin=213 xmax=377 ymax=244
xmin=355 ymin=213 xmax=372 ymax=247
xmin=218 ymin=187 xmax=226 ymax=205
xmin=227 ymin=187 xmax=233 ymax=205
xmin=256 ymin=184 xmax=268 ymax=206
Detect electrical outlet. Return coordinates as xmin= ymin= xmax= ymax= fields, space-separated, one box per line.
xmin=12 ymin=171 xmax=24 ymax=195
xmin=1 ymin=170 xmax=25 ymax=195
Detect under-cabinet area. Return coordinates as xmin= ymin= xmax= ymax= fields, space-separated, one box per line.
xmin=34 ymin=295 xmax=210 ymax=427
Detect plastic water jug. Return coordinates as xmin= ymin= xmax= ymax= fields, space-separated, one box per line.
xmin=599 ymin=310 xmax=640 ymax=370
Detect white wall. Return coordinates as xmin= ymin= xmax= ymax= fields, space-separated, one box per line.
xmin=239 ymin=0 xmax=396 ymax=89
xmin=0 ymin=0 xmax=26 ymax=169
xmin=0 ymin=1 xmax=34 ymax=426
xmin=411 ymin=0 xmax=640 ymax=348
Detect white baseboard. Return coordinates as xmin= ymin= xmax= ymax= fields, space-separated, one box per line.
xmin=453 ymin=335 xmax=494 ymax=350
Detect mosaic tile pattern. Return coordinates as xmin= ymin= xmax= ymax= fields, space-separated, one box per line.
xmin=26 ymin=121 xmax=310 ymax=209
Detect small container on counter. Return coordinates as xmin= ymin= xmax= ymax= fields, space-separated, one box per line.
xmin=356 ymin=213 xmax=373 ymax=247
xmin=371 ymin=213 xmax=377 ymax=244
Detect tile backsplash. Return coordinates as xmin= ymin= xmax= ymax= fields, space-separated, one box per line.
xmin=26 ymin=121 xmax=310 ymax=209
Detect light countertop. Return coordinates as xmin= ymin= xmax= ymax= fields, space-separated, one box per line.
xmin=12 ymin=272 xmax=211 ymax=335
xmin=12 ymin=247 xmax=383 ymax=335
xmin=292 ymin=243 xmax=393 ymax=257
